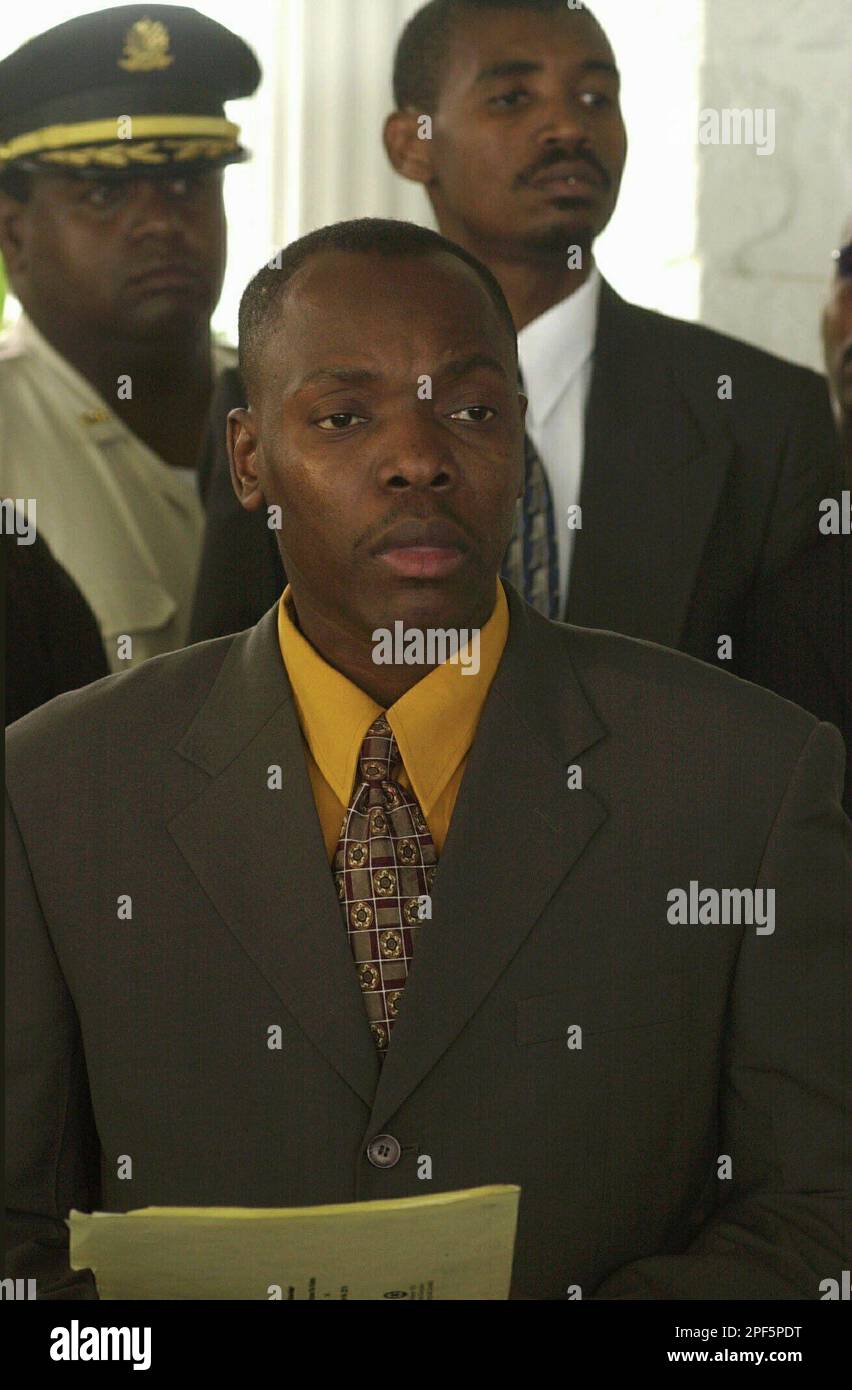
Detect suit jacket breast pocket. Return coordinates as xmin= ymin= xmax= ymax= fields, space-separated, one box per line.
xmin=515 ymin=970 xmax=685 ymax=1047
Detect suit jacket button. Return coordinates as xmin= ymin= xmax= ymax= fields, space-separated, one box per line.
xmin=366 ymin=1134 xmax=402 ymax=1168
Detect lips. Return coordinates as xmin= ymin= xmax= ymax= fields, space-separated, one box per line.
xmin=528 ymin=161 xmax=603 ymax=191
xmin=372 ymin=518 xmax=469 ymax=555
xmin=372 ymin=518 xmax=470 ymax=579
xmin=126 ymin=263 xmax=203 ymax=289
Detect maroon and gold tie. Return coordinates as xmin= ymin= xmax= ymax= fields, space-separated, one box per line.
xmin=333 ymin=715 xmax=437 ymax=1059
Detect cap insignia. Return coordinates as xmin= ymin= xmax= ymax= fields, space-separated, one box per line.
xmin=117 ymin=18 xmax=174 ymax=72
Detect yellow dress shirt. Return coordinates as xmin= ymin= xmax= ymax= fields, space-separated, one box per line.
xmin=277 ymin=580 xmax=510 ymax=860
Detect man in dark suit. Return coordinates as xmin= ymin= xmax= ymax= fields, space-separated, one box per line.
xmin=2 ymin=525 xmax=109 ymax=726
xmin=732 ymin=232 xmax=852 ymax=816
xmin=734 ymin=534 xmax=850 ymax=817
xmin=7 ymin=220 xmax=848 ymax=1300
xmin=821 ymin=217 xmax=852 ymax=479
xmin=191 ymin=0 xmax=843 ymax=676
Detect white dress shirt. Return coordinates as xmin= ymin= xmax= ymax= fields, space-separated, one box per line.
xmin=0 ymin=314 xmax=234 ymax=672
xmin=517 ymin=265 xmax=601 ymax=613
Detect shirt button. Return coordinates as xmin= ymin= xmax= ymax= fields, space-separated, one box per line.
xmin=366 ymin=1134 xmax=402 ymax=1168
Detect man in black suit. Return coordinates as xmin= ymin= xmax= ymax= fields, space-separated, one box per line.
xmin=734 ymin=534 xmax=850 ymax=817
xmin=191 ymin=0 xmax=843 ymax=683
xmin=822 ymin=217 xmax=852 ymax=479
xmin=2 ymin=525 xmax=109 ymax=726
xmin=6 ymin=219 xmax=849 ymax=1300
xmin=732 ymin=227 xmax=852 ymax=817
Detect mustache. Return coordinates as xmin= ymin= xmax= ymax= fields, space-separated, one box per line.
xmin=354 ymin=504 xmax=479 ymax=554
xmin=515 ymin=146 xmax=610 ymax=189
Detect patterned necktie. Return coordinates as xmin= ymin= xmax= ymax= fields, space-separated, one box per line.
xmin=501 ymin=367 xmax=561 ymax=619
xmin=333 ymin=715 xmax=437 ymax=1060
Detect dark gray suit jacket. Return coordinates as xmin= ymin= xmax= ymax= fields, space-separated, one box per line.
xmin=6 ymin=584 xmax=849 ymax=1299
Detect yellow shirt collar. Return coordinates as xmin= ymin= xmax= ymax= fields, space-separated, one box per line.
xmin=277 ymin=579 xmax=509 ymax=817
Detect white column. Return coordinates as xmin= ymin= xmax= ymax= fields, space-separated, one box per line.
xmin=592 ymin=0 xmax=704 ymax=323
xmin=696 ymin=0 xmax=851 ymax=371
xmin=296 ymin=0 xmax=431 ymax=230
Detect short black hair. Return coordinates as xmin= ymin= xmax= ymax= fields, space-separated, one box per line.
xmin=393 ymin=0 xmax=603 ymax=111
xmin=238 ymin=217 xmax=517 ymax=400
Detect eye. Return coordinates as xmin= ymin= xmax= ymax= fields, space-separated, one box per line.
xmin=81 ymin=182 xmax=125 ymax=208
xmin=490 ymin=88 xmax=531 ymax=109
xmin=834 ymin=245 xmax=852 ymax=279
xmin=164 ymin=174 xmax=205 ymax=198
xmin=449 ymin=405 xmax=496 ymax=423
xmin=315 ymin=412 xmax=368 ymax=431
xmin=579 ymin=90 xmax=611 ymax=109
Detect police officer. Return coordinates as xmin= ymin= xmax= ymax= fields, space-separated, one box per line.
xmin=0 ymin=5 xmax=260 ymax=668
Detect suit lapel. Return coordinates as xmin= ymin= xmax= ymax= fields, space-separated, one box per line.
xmin=567 ymin=279 xmax=733 ymax=648
xmin=369 ymin=585 xmax=608 ymax=1132
xmin=167 ymin=591 xmax=609 ymax=1127
xmin=167 ymin=606 xmax=381 ymax=1108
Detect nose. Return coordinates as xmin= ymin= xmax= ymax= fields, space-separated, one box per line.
xmin=375 ymin=409 xmax=458 ymax=493
xmin=536 ymin=89 xmax=592 ymax=148
xmin=126 ymin=179 xmax=186 ymax=241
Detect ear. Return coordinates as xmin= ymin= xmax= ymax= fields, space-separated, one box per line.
xmin=383 ymin=109 xmax=435 ymax=186
xmin=0 ymin=190 xmax=31 ymax=280
xmin=227 ymin=406 xmax=265 ymax=513
xmin=516 ymin=394 xmax=528 ymax=499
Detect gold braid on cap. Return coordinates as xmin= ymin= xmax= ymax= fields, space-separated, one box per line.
xmin=37 ymin=137 xmax=239 ymax=168
xmin=0 ymin=116 xmax=240 ymax=168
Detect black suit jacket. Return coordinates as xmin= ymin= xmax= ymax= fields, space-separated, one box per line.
xmin=2 ymin=529 xmax=109 ymax=726
xmin=734 ymin=534 xmax=851 ymax=816
xmin=189 ymin=281 xmax=844 ymax=664
xmin=191 ymin=366 xmax=285 ymax=642
xmin=6 ymin=584 xmax=849 ymax=1299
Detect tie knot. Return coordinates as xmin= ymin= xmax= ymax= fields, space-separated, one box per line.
xmin=358 ymin=715 xmax=400 ymax=785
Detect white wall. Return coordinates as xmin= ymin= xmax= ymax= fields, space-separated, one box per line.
xmin=583 ymin=0 xmax=704 ymax=321
xmin=697 ymin=0 xmax=851 ymax=371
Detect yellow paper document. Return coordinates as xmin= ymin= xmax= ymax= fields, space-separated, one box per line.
xmin=68 ymin=1184 xmax=521 ymax=1300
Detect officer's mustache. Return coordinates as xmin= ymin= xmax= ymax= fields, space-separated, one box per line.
xmin=514 ymin=146 xmax=610 ymax=189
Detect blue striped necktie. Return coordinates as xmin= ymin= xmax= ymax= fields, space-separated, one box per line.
xmin=500 ymin=366 xmax=561 ymax=618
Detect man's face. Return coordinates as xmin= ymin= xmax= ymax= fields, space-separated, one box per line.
xmin=410 ymin=8 xmax=626 ymax=255
xmin=822 ymin=226 xmax=852 ymax=419
xmin=231 ymin=250 xmax=525 ymax=639
xmin=0 ymin=168 xmax=226 ymax=341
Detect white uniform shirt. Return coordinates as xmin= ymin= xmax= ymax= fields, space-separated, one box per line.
xmin=517 ymin=265 xmax=601 ymax=613
xmin=0 ymin=314 xmax=235 ymax=671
